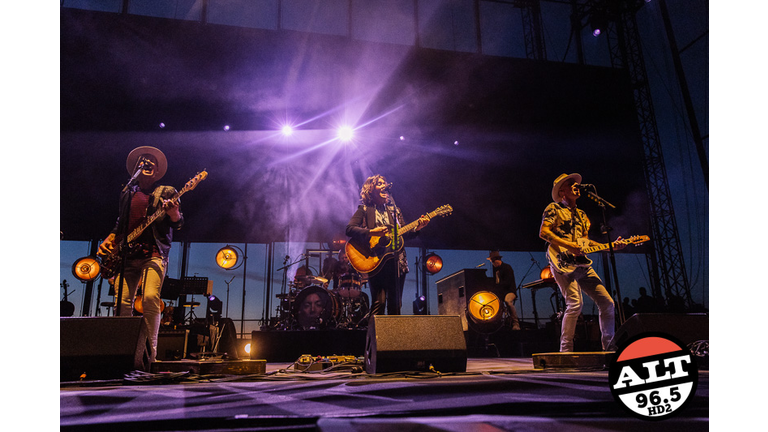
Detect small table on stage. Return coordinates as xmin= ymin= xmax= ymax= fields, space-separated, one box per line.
xmin=521 ymin=278 xmax=560 ymax=328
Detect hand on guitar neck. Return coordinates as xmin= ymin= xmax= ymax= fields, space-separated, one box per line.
xmin=97 ymin=233 xmax=117 ymax=258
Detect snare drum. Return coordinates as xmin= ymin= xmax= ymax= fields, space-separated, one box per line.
xmin=338 ymin=272 xmax=362 ymax=298
xmin=292 ymin=286 xmax=340 ymax=329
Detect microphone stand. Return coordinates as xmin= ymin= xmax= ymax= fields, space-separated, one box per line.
xmin=114 ymin=165 xmax=144 ymax=316
xmin=275 ymin=255 xmax=304 ymax=328
xmin=584 ymin=187 xmax=626 ymax=325
xmin=387 ymin=193 xmax=402 ymax=314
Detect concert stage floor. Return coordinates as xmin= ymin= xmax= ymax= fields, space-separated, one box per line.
xmin=60 ymin=356 xmax=709 ymax=431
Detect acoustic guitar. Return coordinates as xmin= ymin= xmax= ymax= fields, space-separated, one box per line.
xmin=346 ymin=204 xmax=453 ymax=276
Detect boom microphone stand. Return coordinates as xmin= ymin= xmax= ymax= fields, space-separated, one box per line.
xmin=581 ymin=185 xmax=626 ymax=325
xmin=114 ymin=162 xmax=145 ymax=316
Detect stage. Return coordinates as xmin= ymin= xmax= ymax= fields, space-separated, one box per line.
xmin=60 ymin=356 xmax=709 ymax=431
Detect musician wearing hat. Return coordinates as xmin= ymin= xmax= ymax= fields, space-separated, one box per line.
xmin=539 ymin=173 xmax=624 ymax=352
xmin=97 ymin=146 xmax=183 ymax=362
xmin=488 ymin=250 xmax=520 ymax=330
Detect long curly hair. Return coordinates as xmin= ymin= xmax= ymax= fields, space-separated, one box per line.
xmin=360 ymin=174 xmax=387 ymax=206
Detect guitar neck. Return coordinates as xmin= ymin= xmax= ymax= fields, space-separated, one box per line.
xmin=398 ymin=209 xmax=440 ymax=235
xmin=581 ymin=241 xmax=622 ymax=255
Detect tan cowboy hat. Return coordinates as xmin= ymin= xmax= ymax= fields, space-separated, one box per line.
xmin=126 ymin=146 xmax=168 ymax=180
xmin=551 ymin=173 xmax=582 ymax=202
xmin=488 ymin=250 xmax=502 ymax=261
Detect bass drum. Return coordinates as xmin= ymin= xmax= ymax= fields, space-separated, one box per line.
xmin=292 ymin=286 xmax=341 ymax=330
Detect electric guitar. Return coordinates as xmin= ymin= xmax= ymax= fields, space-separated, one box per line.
xmin=99 ymin=171 xmax=208 ymax=278
xmin=346 ymin=204 xmax=453 ymax=276
xmin=548 ymin=235 xmax=650 ymax=273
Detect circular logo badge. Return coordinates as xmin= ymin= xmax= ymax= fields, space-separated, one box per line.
xmin=608 ymin=333 xmax=698 ymax=420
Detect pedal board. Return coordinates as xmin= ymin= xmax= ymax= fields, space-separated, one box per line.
xmin=295 ymin=354 xmax=363 ymax=371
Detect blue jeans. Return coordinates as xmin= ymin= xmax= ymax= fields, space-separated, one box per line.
xmin=552 ymin=265 xmax=615 ymax=352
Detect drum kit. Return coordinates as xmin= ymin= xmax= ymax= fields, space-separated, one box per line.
xmin=274 ymin=271 xmax=370 ymax=330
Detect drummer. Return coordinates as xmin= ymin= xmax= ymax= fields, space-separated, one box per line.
xmin=324 ymin=249 xmax=355 ymax=290
xmin=293 ymin=265 xmax=313 ymax=289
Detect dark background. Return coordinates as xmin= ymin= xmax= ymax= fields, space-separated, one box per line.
xmin=60 ymin=9 xmax=648 ymax=251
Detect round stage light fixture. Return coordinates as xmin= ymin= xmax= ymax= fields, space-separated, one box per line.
xmin=281 ymin=125 xmax=294 ymax=136
xmin=424 ymin=253 xmax=443 ymax=275
xmin=216 ymin=245 xmax=244 ymax=270
xmin=71 ymin=256 xmax=101 ymax=282
xmin=467 ymin=291 xmax=504 ymax=334
xmin=540 ymin=267 xmax=553 ymax=280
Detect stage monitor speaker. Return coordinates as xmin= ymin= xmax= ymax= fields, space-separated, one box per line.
xmin=365 ymin=315 xmax=467 ymax=374
xmin=609 ymin=313 xmax=709 ymax=350
xmin=60 ymin=317 xmax=151 ymax=381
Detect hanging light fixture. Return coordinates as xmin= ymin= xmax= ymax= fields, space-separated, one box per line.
xmin=216 ymin=245 xmax=244 ymax=270
xmin=71 ymin=256 xmax=101 ymax=282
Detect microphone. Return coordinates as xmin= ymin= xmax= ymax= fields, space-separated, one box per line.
xmin=476 ymin=262 xmax=486 ymax=268
xmin=284 ymin=255 xmax=290 ymax=264
xmin=576 ymin=183 xmax=595 ymax=191
xmin=383 ymin=182 xmax=393 ymax=191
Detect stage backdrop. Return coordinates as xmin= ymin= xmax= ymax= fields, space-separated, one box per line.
xmin=60 ymin=9 xmax=648 ymax=251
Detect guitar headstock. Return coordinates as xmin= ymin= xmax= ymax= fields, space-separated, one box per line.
xmin=185 ymin=170 xmax=208 ymax=190
xmin=625 ymin=235 xmax=650 ymax=246
xmin=434 ymin=204 xmax=453 ymax=217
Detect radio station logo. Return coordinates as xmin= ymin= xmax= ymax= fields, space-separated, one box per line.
xmin=609 ymin=333 xmax=698 ymax=420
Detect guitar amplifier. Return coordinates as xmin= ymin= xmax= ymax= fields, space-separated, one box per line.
xmin=435 ymin=269 xmax=496 ymax=331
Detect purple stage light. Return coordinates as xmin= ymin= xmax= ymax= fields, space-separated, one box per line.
xmin=281 ymin=125 xmax=294 ymax=136
xmin=338 ymin=126 xmax=353 ymax=141
xmin=592 ymin=28 xmax=601 ymax=37
xmin=223 ymin=125 xmax=230 ymax=131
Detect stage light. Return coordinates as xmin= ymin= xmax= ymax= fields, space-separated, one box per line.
xmin=413 ymin=295 xmax=427 ymax=315
xmin=223 ymin=125 xmax=230 ymax=131
xmin=72 ymin=256 xmax=101 ymax=282
xmin=207 ymin=295 xmax=223 ymax=321
xmin=244 ymin=342 xmax=251 ymax=355
xmin=337 ymin=125 xmax=354 ymax=141
xmin=589 ymin=11 xmax=609 ymax=38
xmin=216 ymin=245 xmax=244 ymax=270
xmin=424 ymin=253 xmax=443 ymax=275
xmin=159 ymin=122 xmax=166 ymax=129
xmin=467 ymin=291 xmax=504 ymax=334
xmin=540 ymin=267 xmax=553 ymax=280
xmin=281 ymin=125 xmax=294 ymax=136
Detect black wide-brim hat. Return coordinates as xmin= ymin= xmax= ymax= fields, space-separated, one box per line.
xmin=126 ymin=146 xmax=168 ymax=180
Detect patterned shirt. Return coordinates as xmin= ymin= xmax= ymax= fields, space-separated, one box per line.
xmin=541 ymin=202 xmax=591 ymax=243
